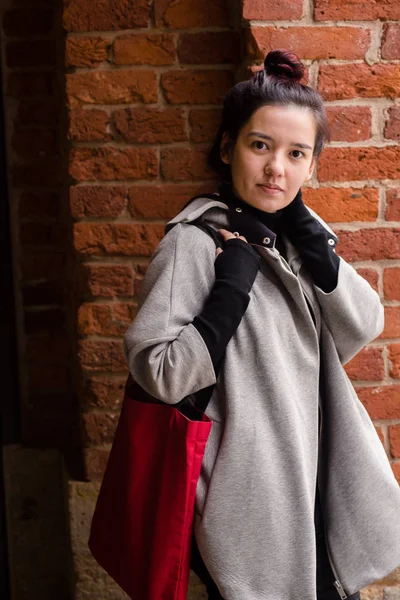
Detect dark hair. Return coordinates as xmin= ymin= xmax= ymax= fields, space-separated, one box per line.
xmin=208 ymin=49 xmax=331 ymax=180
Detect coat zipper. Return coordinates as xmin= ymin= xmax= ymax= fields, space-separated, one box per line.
xmin=318 ymin=406 xmax=348 ymax=599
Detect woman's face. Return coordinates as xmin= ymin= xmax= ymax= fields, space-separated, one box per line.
xmin=221 ymin=104 xmax=317 ymax=213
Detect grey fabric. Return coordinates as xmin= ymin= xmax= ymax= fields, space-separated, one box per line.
xmin=123 ymin=195 xmax=400 ymax=600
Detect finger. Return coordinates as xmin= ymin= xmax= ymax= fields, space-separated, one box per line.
xmin=215 ymin=248 xmax=223 ymax=256
xmin=218 ymin=228 xmax=248 ymax=243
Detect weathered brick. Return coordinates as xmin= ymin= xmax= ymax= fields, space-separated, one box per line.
xmin=11 ymin=130 xmax=58 ymax=159
xmin=65 ymin=37 xmax=110 ymax=68
xmin=7 ymin=71 xmax=56 ymax=97
xmin=155 ymin=0 xmax=228 ymax=28
xmin=83 ymin=412 xmax=119 ymax=446
xmin=3 ymin=8 xmax=53 ymax=36
xmin=83 ymin=376 xmax=126 ymax=411
xmin=19 ymin=191 xmax=60 ymax=219
xmin=161 ymin=148 xmax=215 ymax=181
xmin=243 ymin=0 xmax=303 ymax=19
xmin=20 ymin=222 xmax=67 ymax=248
xmin=393 ymin=462 xmax=400 ymax=485
xmin=113 ymin=34 xmax=175 ymax=66
xmin=375 ymin=426 xmax=385 ymax=447
xmin=69 ymin=147 xmax=158 ymax=182
xmin=23 ymin=281 xmax=67 ymax=306
xmin=77 ymin=302 xmax=136 ymax=336
xmin=337 ymin=229 xmax=400 ymax=261
xmin=28 ymin=365 xmax=69 ymax=393
xmin=161 ymin=70 xmax=233 ymax=105
xmin=380 ymin=307 xmax=400 ymax=340
xmin=386 ymin=189 xmax=400 ymax=221
xmin=315 ymin=0 xmax=400 ymax=21
xmin=66 ymin=71 xmax=157 ymax=108
xmin=73 ymin=223 xmax=164 ymax=257
xmin=70 ymin=186 xmax=126 ymax=218
xmin=63 ymin=0 xmax=150 ymax=32
xmin=357 ymin=385 xmax=400 ymax=420
xmin=68 ymin=109 xmax=111 ymax=142
xmin=178 ymin=32 xmax=240 ymax=64
xmin=389 ymin=424 xmax=400 ymax=458
xmin=12 ymin=161 xmax=61 ymax=188
xmin=385 ymin=106 xmax=400 ymax=141
xmin=128 ymin=184 xmax=211 ymax=219
xmin=344 ymin=347 xmax=384 ymax=381
xmin=21 ymin=253 xmax=67 ymax=281
xmin=84 ymin=448 xmax=110 ymax=481
xmin=318 ymin=64 xmax=400 ymax=101
xmin=113 ymin=108 xmax=187 ymax=144
xmin=318 ymin=147 xmax=400 ymax=182
xmin=189 ymin=108 xmax=222 ymax=143
xmin=25 ymin=337 xmax=71 ymax=363
xmin=384 ymin=268 xmax=400 ymax=301
xmin=78 ymin=340 xmax=126 ymax=372
xmin=325 ymin=107 xmax=372 ymax=142
xmin=24 ymin=308 xmax=65 ymax=335
xmin=247 ymin=26 xmax=370 ymax=61
xmin=6 ymin=40 xmax=56 ymax=68
xmin=356 ymin=268 xmax=379 ymax=292
xmin=17 ymin=99 xmax=60 ymax=128
xmin=389 ymin=344 xmax=400 ymax=379
xmin=382 ymin=23 xmax=400 ymax=60
xmin=303 ymin=187 xmax=378 ymax=222
xmin=78 ymin=264 xmax=134 ymax=298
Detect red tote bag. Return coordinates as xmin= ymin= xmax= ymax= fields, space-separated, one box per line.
xmin=88 ymin=376 xmax=213 ymax=600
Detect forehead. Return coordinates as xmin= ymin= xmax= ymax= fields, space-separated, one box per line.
xmin=242 ymin=104 xmax=316 ymax=145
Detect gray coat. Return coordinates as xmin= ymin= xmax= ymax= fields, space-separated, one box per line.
xmin=124 ymin=196 xmax=400 ymax=600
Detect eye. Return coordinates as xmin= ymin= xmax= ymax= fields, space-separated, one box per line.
xmin=291 ymin=150 xmax=305 ymax=159
xmin=252 ymin=140 xmax=268 ymax=151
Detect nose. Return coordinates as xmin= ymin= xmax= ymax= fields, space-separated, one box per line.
xmin=264 ymin=154 xmax=284 ymax=177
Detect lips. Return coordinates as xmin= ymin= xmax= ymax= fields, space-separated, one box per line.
xmin=258 ymin=183 xmax=283 ymax=192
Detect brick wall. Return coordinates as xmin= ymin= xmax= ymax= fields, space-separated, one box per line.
xmin=1 ymin=0 xmax=399 ymax=598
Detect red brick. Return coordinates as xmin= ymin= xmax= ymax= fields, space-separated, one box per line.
xmin=83 ymin=376 xmax=126 ymax=410
xmin=68 ymin=109 xmax=111 ymax=142
xmin=357 ymin=385 xmax=400 ymax=420
xmin=66 ymin=71 xmax=157 ymax=108
xmin=21 ymin=253 xmax=67 ymax=281
xmin=386 ymin=189 xmax=400 ymax=221
xmin=318 ymin=64 xmax=400 ymax=101
xmin=392 ymin=461 xmax=400 ymax=484
xmin=78 ymin=264 xmax=134 ymax=297
xmin=375 ymin=426 xmax=385 ymax=446
xmin=344 ymin=347 xmax=384 ymax=381
xmin=382 ymin=24 xmax=400 ymax=60
xmin=24 ymin=308 xmax=65 ymax=335
xmin=389 ymin=344 xmax=400 ymax=379
xmin=318 ymin=147 xmax=400 ymax=182
xmin=384 ymin=106 xmax=400 ymax=141
xmin=380 ymin=307 xmax=400 ymax=340
xmin=19 ymin=222 xmax=67 ymax=248
xmin=6 ymin=41 xmax=56 ymax=68
xmin=22 ymin=281 xmax=67 ymax=306
xmin=325 ymin=107 xmax=371 ymax=142
xmin=315 ymin=0 xmax=400 ymax=20
xmin=11 ymin=130 xmax=58 ymax=159
xmin=303 ymin=187 xmax=378 ymax=222
xmin=63 ymin=0 xmax=150 ymax=32
xmin=69 ymin=147 xmax=158 ymax=182
xmin=161 ymin=148 xmax=215 ymax=182
xmin=3 ymin=9 xmax=53 ymax=36
xmin=384 ymin=268 xmax=400 ymax=301
xmin=17 ymin=99 xmax=60 ymax=128
xmin=83 ymin=411 xmax=119 ymax=446
xmin=25 ymin=337 xmax=71 ymax=363
xmin=70 ymin=186 xmax=126 ymax=218
xmin=7 ymin=71 xmax=56 ymax=97
xmin=355 ymin=268 xmax=379 ymax=292
xmin=113 ymin=34 xmax=175 ymax=66
xmin=18 ymin=191 xmax=60 ymax=219
xmin=161 ymin=70 xmax=233 ymax=105
xmin=178 ymin=32 xmax=240 ymax=64
xmin=337 ymin=229 xmax=400 ymax=261
xmin=65 ymin=37 xmax=110 ymax=68
xmin=12 ymin=161 xmax=61 ymax=188
xmin=113 ymin=108 xmax=187 ymax=144
xmin=243 ymin=0 xmax=303 ymax=19
xmin=73 ymin=223 xmax=164 ymax=257
xmin=78 ymin=339 xmax=126 ymax=372
xmin=77 ymin=302 xmax=136 ymax=336
xmin=128 ymin=184 xmax=211 ymax=219
xmin=389 ymin=424 xmax=400 ymax=458
xmin=189 ymin=109 xmax=222 ymax=143
xmin=247 ymin=26 xmax=370 ymax=61
xmin=155 ymin=0 xmax=228 ymax=28
xmin=84 ymin=448 xmax=110 ymax=481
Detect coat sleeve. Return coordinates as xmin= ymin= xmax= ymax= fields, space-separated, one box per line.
xmin=314 ymin=256 xmax=384 ymax=364
xmin=123 ymin=222 xmax=217 ymax=404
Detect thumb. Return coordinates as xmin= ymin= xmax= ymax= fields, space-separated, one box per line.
xmin=215 ymin=248 xmax=223 ymax=257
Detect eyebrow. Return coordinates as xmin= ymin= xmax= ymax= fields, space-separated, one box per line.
xmin=247 ymin=131 xmax=313 ymax=151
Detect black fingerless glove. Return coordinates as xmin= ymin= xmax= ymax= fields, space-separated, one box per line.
xmin=281 ymin=189 xmax=339 ymax=293
xmin=192 ymin=238 xmax=260 ymax=370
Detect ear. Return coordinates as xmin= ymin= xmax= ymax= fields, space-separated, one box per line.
xmin=305 ymin=156 xmax=316 ymax=182
xmin=220 ymin=132 xmax=231 ymax=165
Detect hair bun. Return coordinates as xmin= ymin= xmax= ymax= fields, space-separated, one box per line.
xmin=264 ymin=49 xmax=304 ymax=82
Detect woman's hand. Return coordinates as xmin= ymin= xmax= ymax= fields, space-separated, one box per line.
xmin=216 ymin=228 xmax=249 ymax=256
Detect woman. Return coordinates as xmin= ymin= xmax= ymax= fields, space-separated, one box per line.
xmin=124 ymin=50 xmax=400 ymax=600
